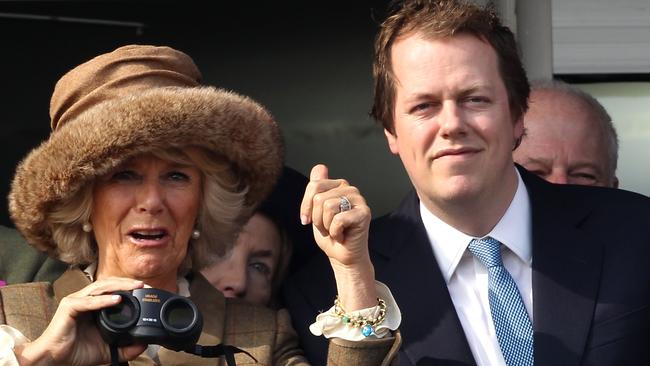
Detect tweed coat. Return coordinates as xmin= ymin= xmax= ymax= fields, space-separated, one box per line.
xmin=0 ymin=268 xmax=400 ymax=366
xmin=0 ymin=225 xmax=67 ymax=285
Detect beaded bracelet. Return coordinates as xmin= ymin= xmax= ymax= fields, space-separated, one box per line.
xmin=334 ymin=296 xmax=387 ymax=337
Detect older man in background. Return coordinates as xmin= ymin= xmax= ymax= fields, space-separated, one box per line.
xmin=514 ymin=80 xmax=619 ymax=187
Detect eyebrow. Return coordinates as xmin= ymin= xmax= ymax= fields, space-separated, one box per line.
xmin=249 ymin=249 xmax=274 ymax=258
xmin=568 ymin=162 xmax=602 ymax=173
xmin=403 ymin=84 xmax=489 ymax=103
xmin=519 ymin=157 xmax=552 ymax=166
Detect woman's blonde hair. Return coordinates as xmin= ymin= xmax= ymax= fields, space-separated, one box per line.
xmin=48 ymin=146 xmax=248 ymax=271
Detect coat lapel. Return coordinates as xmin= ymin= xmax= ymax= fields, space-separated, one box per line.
xmin=157 ymin=273 xmax=226 ymax=365
xmin=372 ymin=191 xmax=476 ymax=366
xmin=522 ymin=168 xmax=603 ymax=366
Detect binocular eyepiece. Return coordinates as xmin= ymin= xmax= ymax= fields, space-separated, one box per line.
xmin=96 ymin=288 xmax=203 ymax=351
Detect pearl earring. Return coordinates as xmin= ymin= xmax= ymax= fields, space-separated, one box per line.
xmin=82 ymin=222 xmax=93 ymax=233
xmin=191 ymin=229 xmax=201 ymax=240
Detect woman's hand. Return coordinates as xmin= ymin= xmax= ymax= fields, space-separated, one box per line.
xmin=14 ymin=277 xmax=146 ymax=366
xmin=301 ymin=164 xmax=377 ymax=311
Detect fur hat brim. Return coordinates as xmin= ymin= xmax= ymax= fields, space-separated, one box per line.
xmin=9 ymin=86 xmax=284 ymax=254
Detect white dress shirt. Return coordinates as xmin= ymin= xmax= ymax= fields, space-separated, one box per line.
xmin=420 ymin=169 xmax=533 ymax=366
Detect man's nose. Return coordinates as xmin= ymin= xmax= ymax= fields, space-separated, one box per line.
xmin=438 ymin=102 xmax=467 ymax=139
xmin=547 ymin=171 xmax=568 ymax=185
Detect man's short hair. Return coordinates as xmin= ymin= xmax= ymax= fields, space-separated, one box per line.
xmin=371 ymin=0 xmax=530 ymax=134
xmin=529 ymin=79 xmax=619 ymax=173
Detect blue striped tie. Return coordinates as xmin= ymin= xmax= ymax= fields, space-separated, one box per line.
xmin=468 ymin=237 xmax=534 ymax=366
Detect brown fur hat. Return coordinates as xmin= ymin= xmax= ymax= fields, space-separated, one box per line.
xmin=9 ymin=45 xmax=283 ymax=257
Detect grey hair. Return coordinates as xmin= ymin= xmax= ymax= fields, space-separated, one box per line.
xmin=48 ymin=147 xmax=247 ymax=271
xmin=529 ymin=79 xmax=619 ymax=176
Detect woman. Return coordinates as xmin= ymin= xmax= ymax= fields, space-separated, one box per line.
xmin=201 ymin=166 xmax=315 ymax=307
xmin=0 ymin=45 xmax=400 ymax=365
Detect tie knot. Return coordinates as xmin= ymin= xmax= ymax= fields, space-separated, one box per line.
xmin=468 ymin=237 xmax=503 ymax=268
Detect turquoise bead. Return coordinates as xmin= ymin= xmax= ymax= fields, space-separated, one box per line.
xmin=362 ymin=325 xmax=373 ymax=337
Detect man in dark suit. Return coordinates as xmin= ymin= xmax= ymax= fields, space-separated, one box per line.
xmin=283 ymin=1 xmax=650 ymax=365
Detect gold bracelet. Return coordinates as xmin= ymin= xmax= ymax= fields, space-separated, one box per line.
xmin=334 ymin=296 xmax=386 ymax=337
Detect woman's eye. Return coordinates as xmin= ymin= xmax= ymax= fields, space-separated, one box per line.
xmin=249 ymin=262 xmax=271 ymax=275
xmin=111 ymin=170 xmax=138 ymax=181
xmin=167 ymin=171 xmax=190 ymax=182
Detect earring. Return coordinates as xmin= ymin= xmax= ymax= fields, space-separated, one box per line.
xmin=191 ymin=229 xmax=201 ymax=240
xmin=82 ymin=222 xmax=93 ymax=233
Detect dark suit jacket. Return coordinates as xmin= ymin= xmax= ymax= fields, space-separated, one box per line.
xmin=283 ymin=166 xmax=650 ymax=366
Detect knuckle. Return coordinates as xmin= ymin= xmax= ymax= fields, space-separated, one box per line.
xmin=313 ymin=192 xmax=325 ymax=205
xmin=359 ymin=205 xmax=371 ymax=216
xmin=325 ymin=198 xmax=339 ymax=211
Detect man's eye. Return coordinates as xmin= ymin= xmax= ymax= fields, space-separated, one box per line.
xmin=571 ymin=173 xmax=598 ymax=184
xmin=409 ymin=102 xmax=434 ymax=114
xmin=523 ymin=166 xmax=548 ymax=178
xmin=464 ymin=96 xmax=490 ymax=104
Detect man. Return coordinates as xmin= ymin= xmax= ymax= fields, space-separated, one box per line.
xmin=284 ymin=1 xmax=650 ymax=365
xmin=514 ymin=80 xmax=619 ymax=187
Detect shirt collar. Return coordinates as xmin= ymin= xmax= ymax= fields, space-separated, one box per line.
xmin=421 ymin=168 xmax=532 ymax=283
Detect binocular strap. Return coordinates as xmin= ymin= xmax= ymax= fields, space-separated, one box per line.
xmin=109 ymin=343 xmax=129 ymax=366
xmin=108 ymin=343 xmax=256 ymax=366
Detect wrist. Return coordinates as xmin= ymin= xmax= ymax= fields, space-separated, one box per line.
xmin=331 ymin=258 xmax=377 ymax=311
xmin=14 ymin=339 xmax=53 ymax=366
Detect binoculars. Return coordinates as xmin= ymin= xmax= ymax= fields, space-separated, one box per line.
xmin=96 ymin=287 xmax=203 ymax=351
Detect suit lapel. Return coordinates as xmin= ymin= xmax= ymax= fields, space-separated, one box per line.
xmin=372 ymin=191 xmax=476 ymax=366
xmin=522 ymin=168 xmax=603 ymax=366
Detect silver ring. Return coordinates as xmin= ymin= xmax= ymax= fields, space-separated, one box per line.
xmin=339 ymin=196 xmax=352 ymax=212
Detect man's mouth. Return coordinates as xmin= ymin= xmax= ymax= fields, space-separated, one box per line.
xmin=434 ymin=147 xmax=480 ymax=159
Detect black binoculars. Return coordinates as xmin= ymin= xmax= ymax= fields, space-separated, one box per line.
xmin=96 ymin=288 xmax=203 ymax=351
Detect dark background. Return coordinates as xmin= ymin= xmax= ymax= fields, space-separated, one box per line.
xmin=0 ymin=1 xmax=411 ymax=228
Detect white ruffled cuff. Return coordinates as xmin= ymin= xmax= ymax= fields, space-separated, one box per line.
xmin=0 ymin=325 xmax=29 ymax=366
xmin=309 ymin=281 xmax=401 ymax=341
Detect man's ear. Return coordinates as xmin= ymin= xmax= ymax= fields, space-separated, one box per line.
xmin=384 ymin=128 xmax=399 ymax=155
xmin=513 ymin=115 xmax=525 ymax=150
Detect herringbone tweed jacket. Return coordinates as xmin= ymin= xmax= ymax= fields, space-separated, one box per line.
xmin=0 ymin=268 xmax=400 ymax=366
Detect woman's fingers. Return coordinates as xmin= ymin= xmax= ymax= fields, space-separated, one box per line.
xmin=119 ymin=344 xmax=148 ymax=362
xmin=328 ymin=203 xmax=371 ymax=245
xmin=70 ymin=277 xmax=144 ymax=298
xmin=320 ymin=187 xmax=364 ymax=236
xmin=301 ymin=164 xmax=350 ymax=226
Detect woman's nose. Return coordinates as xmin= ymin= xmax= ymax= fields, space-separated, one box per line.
xmin=136 ymin=181 xmax=165 ymax=214
xmin=216 ymin=261 xmax=247 ymax=299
